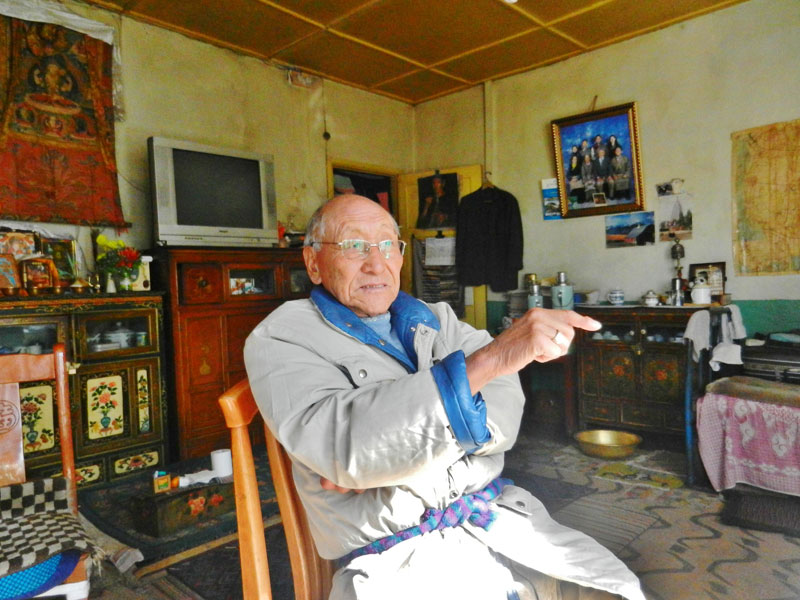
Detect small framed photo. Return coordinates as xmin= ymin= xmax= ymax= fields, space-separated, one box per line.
xmin=0 ymin=230 xmax=39 ymax=260
xmin=41 ymin=238 xmax=77 ymax=282
xmin=551 ymin=102 xmax=645 ymax=218
xmin=689 ymin=262 xmax=726 ymax=298
xmin=0 ymin=253 xmax=20 ymax=288
xmin=230 ymin=277 xmax=255 ymax=295
xmin=20 ymin=257 xmax=58 ymax=291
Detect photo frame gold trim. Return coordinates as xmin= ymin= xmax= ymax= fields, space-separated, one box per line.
xmin=552 ymin=102 xmax=645 ymax=218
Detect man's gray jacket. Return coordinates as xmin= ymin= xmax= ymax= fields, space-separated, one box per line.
xmin=244 ymin=287 xmax=644 ymax=600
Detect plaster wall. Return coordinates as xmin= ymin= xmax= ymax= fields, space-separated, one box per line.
xmin=413 ymin=86 xmax=485 ymax=172
xmin=416 ymin=0 xmax=800 ymax=303
xmin=7 ymin=2 xmax=413 ymax=267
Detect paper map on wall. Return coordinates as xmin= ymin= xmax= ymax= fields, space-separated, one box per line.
xmin=731 ymin=118 xmax=800 ymax=275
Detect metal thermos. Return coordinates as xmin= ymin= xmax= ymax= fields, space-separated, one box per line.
xmin=552 ymin=271 xmax=574 ymax=311
xmin=525 ymin=273 xmax=543 ymax=309
xmin=527 ymin=283 xmax=543 ymax=309
xmin=671 ymin=277 xmax=683 ymax=306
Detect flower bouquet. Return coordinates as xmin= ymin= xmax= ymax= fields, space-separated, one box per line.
xmin=94 ymin=234 xmax=141 ymax=291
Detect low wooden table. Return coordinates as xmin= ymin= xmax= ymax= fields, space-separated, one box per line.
xmin=130 ymin=480 xmax=235 ymax=537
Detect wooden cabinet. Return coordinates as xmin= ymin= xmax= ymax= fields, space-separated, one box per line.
xmin=153 ymin=247 xmax=310 ymax=460
xmin=0 ymin=293 xmax=167 ymax=488
xmin=575 ymin=306 xmax=696 ymax=435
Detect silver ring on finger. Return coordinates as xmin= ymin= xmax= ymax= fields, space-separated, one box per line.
xmin=552 ymin=330 xmax=566 ymax=345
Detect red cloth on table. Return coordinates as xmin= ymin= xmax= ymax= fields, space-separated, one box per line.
xmin=697 ymin=378 xmax=800 ymax=497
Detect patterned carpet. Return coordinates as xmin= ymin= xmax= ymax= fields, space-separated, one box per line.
xmin=89 ymin=428 xmax=800 ymax=599
xmin=507 ymin=432 xmax=800 ymax=600
xmin=166 ymin=524 xmax=293 ymax=600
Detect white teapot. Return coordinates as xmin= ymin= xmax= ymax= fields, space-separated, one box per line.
xmin=690 ymin=282 xmax=712 ymax=305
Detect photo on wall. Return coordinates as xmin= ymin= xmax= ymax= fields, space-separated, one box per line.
xmin=605 ymin=212 xmax=655 ymax=248
xmin=656 ymin=178 xmax=693 ymax=241
xmin=551 ymin=102 xmax=644 ymax=218
xmin=416 ymin=172 xmax=458 ymax=229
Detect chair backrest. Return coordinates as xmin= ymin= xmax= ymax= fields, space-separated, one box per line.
xmin=0 ymin=344 xmax=77 ymax=513
xmin=219 ymin=379 xmax=333 ymax=600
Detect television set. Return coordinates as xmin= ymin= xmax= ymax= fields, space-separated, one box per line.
xmin=148 ymin=136 xmax=278 ymax=247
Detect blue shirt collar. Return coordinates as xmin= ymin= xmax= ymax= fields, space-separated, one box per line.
xmin=310 ymin=286 xmax=440 ymax=371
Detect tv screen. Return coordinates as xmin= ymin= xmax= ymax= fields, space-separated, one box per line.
xmin=149 ymin=137 xmax=277 ymax=247
xmin=173 ymin=149 xmax=263 ymax=229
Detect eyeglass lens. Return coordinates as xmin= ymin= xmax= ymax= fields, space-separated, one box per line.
xmin=340 ymin=239 xmax=406 ymax=259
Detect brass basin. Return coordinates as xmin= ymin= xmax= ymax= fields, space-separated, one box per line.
xmin=574 ymin=429 xmax=642 ymax=459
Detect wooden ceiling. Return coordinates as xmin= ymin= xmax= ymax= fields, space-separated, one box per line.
xmin=82 ymin=0 xmax=748 ymax=105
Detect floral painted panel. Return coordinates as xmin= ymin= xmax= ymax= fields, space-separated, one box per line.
xmin=136 ymin=368 xmax=151 ymax=434
xmin=600 ymin=350 xmax=636 ymax=398
xmin=19 ymin=383 xmax=55 ymax=454
xmin=87 ymin=374 xmax=124 ymax=439
xmin=76 ymin=463 xmax=102 ymax=487
xmin=114 ymin=449 xmax=158 ymax=475
xmin=642 ymin=354 xmax=681 ymax=400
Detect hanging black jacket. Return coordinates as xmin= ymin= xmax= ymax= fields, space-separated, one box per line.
xmin=456 ymin=186 xmax=523 ymax=292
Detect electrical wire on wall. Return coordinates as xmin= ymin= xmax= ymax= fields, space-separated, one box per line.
xmin=482 ymin=82 xmax=493 ymax=188
xmin=321 ymin=78 xmax=331 ymax=146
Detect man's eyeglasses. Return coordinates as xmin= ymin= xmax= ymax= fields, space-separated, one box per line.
xmin=314 ymin=239 xmax=407 ymax=260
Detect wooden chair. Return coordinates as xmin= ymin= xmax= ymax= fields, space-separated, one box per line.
xmin=219 ymin=379 xmax=333 ymax=600
xmin=0 ymin=344 xmax=94 ymax=600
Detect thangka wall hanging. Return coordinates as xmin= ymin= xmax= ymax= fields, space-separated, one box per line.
xmin=0 ymin=16 xmax=128 ymax=227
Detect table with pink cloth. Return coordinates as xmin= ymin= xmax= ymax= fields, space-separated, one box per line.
xmin=697 ymin=376 xmax=800 ymax=497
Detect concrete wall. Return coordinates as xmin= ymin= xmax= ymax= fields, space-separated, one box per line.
xmin=416 ymin=0 xmax=800 ymax=304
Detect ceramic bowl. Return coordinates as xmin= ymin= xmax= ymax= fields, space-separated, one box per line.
xmin=574 ymin=429 xmax=642 ymax=459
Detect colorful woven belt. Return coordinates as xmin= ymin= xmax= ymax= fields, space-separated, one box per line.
xmin=340 ymin=477 xmax=513 ymax=566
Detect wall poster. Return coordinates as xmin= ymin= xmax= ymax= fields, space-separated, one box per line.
xmin=731 ymin=117 xmax=800 ymax=275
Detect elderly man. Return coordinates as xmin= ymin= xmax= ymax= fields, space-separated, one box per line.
xmin=245 ymin=195 xmax=644 ymax=600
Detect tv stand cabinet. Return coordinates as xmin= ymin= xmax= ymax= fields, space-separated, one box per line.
xmin=152 ymin=247 xmax=310 ymax=460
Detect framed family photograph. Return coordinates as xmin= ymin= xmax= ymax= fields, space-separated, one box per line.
xmin=551 ymin=102 xmax=645 ymax=218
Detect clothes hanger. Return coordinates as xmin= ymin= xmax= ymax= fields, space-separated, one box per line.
xmin=481 ymin=170 xmax=494 ymax=189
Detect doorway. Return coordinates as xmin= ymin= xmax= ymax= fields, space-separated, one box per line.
xmin=327 ymin=160 xmax=398 ymax=221
xmin=326 ymin=160 xmax=486 ymax=330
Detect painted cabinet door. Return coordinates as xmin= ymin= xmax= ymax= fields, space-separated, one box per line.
xmin=0 ymin=295 xmax=168 ymax=487
xmin=75 ymin=358 xmax=163 ymax=454
xmin=577 ymin=307 xmax=691 ymax=435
